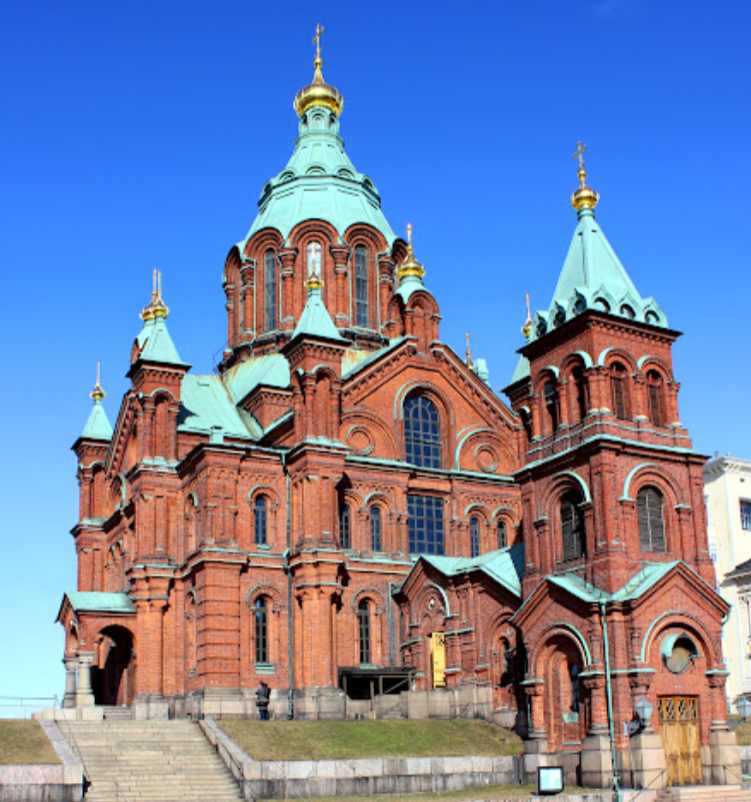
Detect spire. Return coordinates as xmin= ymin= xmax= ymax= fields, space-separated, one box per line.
xmin=571 ymin=141 xmax=600 ymax=215
xmin=293 ymin=24 xmax=344 ymax=118
xmin=465 ymin=332 xmax=473 ymax=369
xmin=134 ymin=271 xmax=188 ymax=367
xmin=81 ymin=363 xmax=113 ymax=441
xmin=395 ymin=222 xmax=429 ymax=304
xmin=291 ymin=272 xmax=346 ymax=342
xmin=521 ymin=293 xmax=533 ymax=341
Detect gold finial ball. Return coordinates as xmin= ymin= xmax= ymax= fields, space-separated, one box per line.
xmin=571 ymin=180 xmax=600 ymax=211
xmin=306 ymin=271 xmax=324 ymax=291
xmin=294 ymin=24 xmax=344 ymax=118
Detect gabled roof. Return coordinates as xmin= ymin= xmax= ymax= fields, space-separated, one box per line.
xmin=177 ymin=374 xmax=262 ymax=440
xmin=57 ymin=591 xmax=135 ymax=621
xmin=419 ymin=543 xmax=525 ymax=599
xmin=291 ymin=285 xmax=347 ymax=342
xmin=341 ymin=337 xmax=407 ymax=379
xmin=81 ymin=399 xmax=113 ymax=441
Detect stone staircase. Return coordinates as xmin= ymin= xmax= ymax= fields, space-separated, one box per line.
xmin=656 ymin=786 xmax=751 ymax=802
xmin=61 ymin=719 xmax=243 ymax=802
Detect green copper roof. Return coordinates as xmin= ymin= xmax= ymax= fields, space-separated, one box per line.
xmin=222 ymin=353 xmax=291 ymax=405
xmin=136 ymin=316 xmax=188 ymax=367
xmin=530 ymin=206 xmax=667 ymax=343
xmin=238 ymin=102 xmax=395 ymax=247
xmin=63 ymin=591 xmax=135 ymax=614
xmin=420 ymin=543 xmax=525 ymax=599
xmin=291 ymin=283 xmax=347 ymax=342
xmin=547 ymin=560 xmax=681 ymax=604
xmin=81 ymin=398 xmax=113 ymax=441
xmin=178 ymin=374 xmax=262 ymax=439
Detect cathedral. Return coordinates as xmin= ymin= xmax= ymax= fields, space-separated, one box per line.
xmin=57 ymin=35 xmax=739 ymax=788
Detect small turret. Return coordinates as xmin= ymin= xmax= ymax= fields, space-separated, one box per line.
xmin=80 ymin=363 xmax=113 ymax=442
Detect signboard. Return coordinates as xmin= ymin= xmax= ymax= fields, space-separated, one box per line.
xmin=536 ymin=766 xmax=564 ymax=795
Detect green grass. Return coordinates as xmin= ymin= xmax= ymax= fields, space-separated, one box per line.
xmin=218 ymin=719 xmax=524 ymax=761
xmin=0 ymin=720 xmax=61 ymax=765
xmin=733 ymin=719 xmax=751 ymax=745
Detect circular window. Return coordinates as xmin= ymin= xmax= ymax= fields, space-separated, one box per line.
xmin=664 ymin=635 xmax=698 ymax=674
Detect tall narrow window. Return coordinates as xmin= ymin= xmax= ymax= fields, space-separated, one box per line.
xmin=340 ymin=504 xmax=351 ymax=549
xmin=741 ymin=501 xmax=751 ymax=532
xmin=355 ymin=245 xmax=369 ymax=327
xmin=358 ymin=600 xmax=371 ymax=664
xmin=647 ymin=371 xmax=664 ymax=427
xmin=497 ymin=519 xmax=507 ymax=549
xmin=254 ymin=496 xmax=268 ymax=546
xmin=264 ymin=249 xmax=277 ymax=331
xmin=572 ymin=366 xmax=588 ymax=422
xmin=470 ymin=517 xmax=481 ymax=558
xmin=404 ymin=395 xmax=441 ymax=469
xmin=254 ymin=597 xmax=268 ymax=664
xmin=408 ymin=494 xmax=444 ymax=555
xmin=370 ymin=506 xmax=382 ymax=551
xmin=637 ymin=487 xmax=666 ymax=552
xmin=570 ymin=663 xmax=580 ymax=713
xmin=307 ymin=241 xmax=322 ymax=276
xmin=543 ymin=381 xmax=559 ymax=432
xmin=610 ymin=362 xmax=629 ymax=420
xmin=561 ymin=493 xmax=585 ymax=561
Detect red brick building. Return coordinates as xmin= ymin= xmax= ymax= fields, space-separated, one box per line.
xmin=57 ymin=49 xmax=739 ymax=787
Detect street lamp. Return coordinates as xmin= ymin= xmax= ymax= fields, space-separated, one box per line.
xmin=634 ymin=697 xmax=654 ymax=730
xmin=735 ymin=696 xmax=751 ymax=721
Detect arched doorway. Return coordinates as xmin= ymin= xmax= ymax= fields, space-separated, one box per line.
xmin=93 ymin=626 xmax=136 ymax=706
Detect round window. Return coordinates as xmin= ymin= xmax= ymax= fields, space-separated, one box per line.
xmin=664 ymin=636 xmax=697 ymax=674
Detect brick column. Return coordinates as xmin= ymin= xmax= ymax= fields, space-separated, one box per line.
xmin=279 ymin=247 xmax=298 ymax=332
xmin=330 ymin=244 xmax=350 ymax=327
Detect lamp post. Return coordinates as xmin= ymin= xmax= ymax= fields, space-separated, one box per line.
xmin=634 ymin=696 xmax=654 ymax=731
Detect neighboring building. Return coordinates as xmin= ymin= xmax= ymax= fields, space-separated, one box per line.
xmin=57 ymin=40 xmax=739 ymax=788
xmin=704 ymin=454 xmax=751 ymax=703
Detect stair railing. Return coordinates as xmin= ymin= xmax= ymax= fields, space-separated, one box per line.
xmin=722 ymin=762 xmax=751 ymax=784
xmin=625 ymin=767 xmax=666 ymax=802
xmin=51 ymin=694 xmax=92 ymax=790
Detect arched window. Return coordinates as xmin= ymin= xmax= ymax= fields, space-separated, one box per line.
xmin=355 ymin=245 xmax=369 ymax=327
xmin=470 ymin=517 xmax=481 ymax=558
xmin=264 ymin=249 xmax=277 ymax=331
xmin=358 ymin=600 xmax=371 ymax=665
xmin=570 ymin=663 xmax=580 ymax=713
xmin=404 ymin=395 xmax=441 ymax=469
xmin=306 ymin=241 xmax=322 ymax=276
xmin=647 ymin=370 xmax=664 ymax=427
xmin=543 ymin=381 xmax=559 ymax=432
xmin=637 ymin=486 xmax=666 ymax=552
xmin=520 ymin=408 xmax=533 ymax=443
xmin=254 ymin=496 xmax=268 ymax=546
xmin=610 ymin=362 xmax=629 ymax=420
xmin=254 ymin=597 xmax=269 ymax=664
xmin=370 ymin=506 xmax=382 ymax=551
xmin=497 ymin=519 xmax=507 ymax=549
xmin=571 ymin=366 xmax=588 ymax=422
xmin=561 ymin=493 xmax=585 ymax=561
xmin=340 ymin=504 xmax=351 ymax=549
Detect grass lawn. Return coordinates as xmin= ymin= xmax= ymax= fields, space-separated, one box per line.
xmin=0 ymin=720 xmax=61 ymax=765
xmin=733 ymin=720 xmax=751 ymax=745
xmin=218 ymin=719 xmax=524 ymax=761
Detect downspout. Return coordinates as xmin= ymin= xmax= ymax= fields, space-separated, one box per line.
xmin=600 ymin=599 xmax=621 ymax=802
xmin=388 ymin=582 xmax=397 ymax=667
xmin=281 ymin=450 xmax=294 ymax=719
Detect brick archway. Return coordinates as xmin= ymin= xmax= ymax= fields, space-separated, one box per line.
xmin=93 ymin=625 xmax=135 ymax=706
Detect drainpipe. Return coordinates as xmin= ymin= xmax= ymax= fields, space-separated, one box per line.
xmin=388 ymin=582 xmax=397 ymax=667
xmin=600 ymin=600 xmax=621 ymax=802
xmin=281 ymin=450 xmax=294 ymax=719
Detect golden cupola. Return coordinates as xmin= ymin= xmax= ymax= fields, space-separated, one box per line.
xmin=571 ymin=141 xmax=600 ymax=213
xmin=293 ymin=24 xmax=344 ymax=118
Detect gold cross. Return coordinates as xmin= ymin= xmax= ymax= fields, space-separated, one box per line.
xmin=313 ymin=23 xmax=324 ymax=59
xmin=525 ymin=292 xmax=531 ymax=321
xmin=465 ymin=332 xmax=473 ymax=368
xmin=406 ymin=222 xmax=413 ymax=247
xmin=573 ymin=141 xmax=587 ymax=170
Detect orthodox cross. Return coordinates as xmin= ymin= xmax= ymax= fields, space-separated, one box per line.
xmin=525 ymin=292 xmax=531 ymax=322
xmin=406 ymin=222 xmax=413 ymax=247
xmin=465 ymin=332 xmax=473 ymax=368
xmin=313 ymin=23 xmax=324 ymax=59
xmin=574 ymin=141 xmax=587 ymax=170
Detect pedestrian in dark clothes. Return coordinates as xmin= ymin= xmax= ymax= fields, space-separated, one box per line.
xmin=256 ymin=681 xmax=270 ymax=721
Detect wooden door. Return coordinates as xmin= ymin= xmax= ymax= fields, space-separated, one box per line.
xmin=658 ymin=696 xmax=702 ymax=786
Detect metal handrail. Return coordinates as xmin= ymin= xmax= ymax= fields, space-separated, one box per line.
xmin=51 ymin=695 xmax=91 ymax=788
xmin=722 ymin=762 xmax=751 ymax=784
xmin=627 ymin=767 xmax=666 ymax=802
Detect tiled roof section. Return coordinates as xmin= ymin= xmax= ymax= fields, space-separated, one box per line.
xmin=177 ymin=374 xmax=262 ymax=440
xmin=292 ymin=286 xmax=346 ymax=342
xmin=421 ymin=543 xmax=525 ymax=598
xmin=547 ymin=560 xmax=681 ymax=604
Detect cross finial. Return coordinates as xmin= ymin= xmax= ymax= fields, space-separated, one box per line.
xmin=313 ymin=23 xmax=324 ymax=60
xmin=152 ymin=266 xmax=158 ymax=295
xmin=465 ymin=332 xmax=473 ymax=369
xmin=522 ymin=293 xmax=533 ymax=339
xmin=406 ymin=222 xmax=413 ymax=248
xmin=91 ymin=361 xmax=105 ymax=402
xmin=574 ymin=141 xmax=587 ymax=170
xmin=525 ymin=292 xmax=531 ymax=321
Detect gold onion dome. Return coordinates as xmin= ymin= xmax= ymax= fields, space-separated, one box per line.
xmin=140 ymin=268 xmax=169 ymax=321
xmin=293 ymin=24 xmax=344 ymax=118
xmin=397 ymin=223 xmax=426 ymax=281
xmin=521 ymin=293 xmax=533 ymax=339
xmin=306 ymin=270 xmax=324 ymax=292
xmin=90 ymin=362 xmax=105 ymax=402
xmin=571 ymin=141 xmax=599 ymax=212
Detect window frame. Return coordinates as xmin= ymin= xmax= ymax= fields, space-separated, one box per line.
xmin=610 ymin=362 xmax=630 ymax=420
xmin=370 ymin=506 xmax=382 ymax=552
xmin=254 ymin=495 xmax=268 ymax=546
xmin=404 ymin=395 xmax=442 ymax=469
xmin=470 ymin=516 xmax=481 ymax=558
xmin=408 ymin=494 xmax=444 ymax=555
xmin=637 ymin=486 xmax=666 ymax=552
xmin=254 ymin=597 xmax=269 ymax=665
xmin=264 ymin=249 xmax=278 ymax=331
xmin=340 ymin=503 xmax=352 ymax=549
xmin=741 ymin=500 xmax=751 ymax=532
xmin=354 ymin=244 xmax=369 ymax=328
xmin=357 ymin=599 xmax=372 ymax=665
xmin=561 ymin=493 xmax=585 ymax=562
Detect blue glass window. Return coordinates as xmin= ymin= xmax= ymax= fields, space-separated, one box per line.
xmin=470 ymin=517 xmax=480 ymax=558
xmin=340 ymin=504 xmax=351 ymax=549
xmin=254 ymin=496 xmax=268 ymax=546
xmin=742 ymin=501 xmax=751 ymax=532
xmin=408 ymin=494 xmax=444 ymax=555
xmin=497 ymin=519 xmax=507 ymax=549
xmin=404 ymin=396 xmax=441 ymax=469
xmin=370 ymin=506 xmax=382 ymax=551
xmin=254 ymin=597 xmax=268 ymax=664
xmin=264 ymin=250 xmax=277 ymax=331
xmin=355 ymin=245 xmax=369 ymax=327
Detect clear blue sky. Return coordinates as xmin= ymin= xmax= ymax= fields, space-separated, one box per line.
xmin=1 ymin=0 xmax=749 ymax=705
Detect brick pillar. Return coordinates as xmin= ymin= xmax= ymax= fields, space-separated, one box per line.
xmin=632 ymin=372 xmax=648 ymax=421
xmin=279 ymin=247 xmax=298 ymax=332
xmin=330 ymin=244 xmax=350 ymax=327
xmin=667 ymin=380 xmax=682 ymax=427
xmin=240 ymin=260 xmax=255 ymax=338
xmin=377 ymin=254 xmax=395 ymax=334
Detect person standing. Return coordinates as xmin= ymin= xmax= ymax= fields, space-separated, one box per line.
xmin=256 ymin=681 xmax=270 ymax=721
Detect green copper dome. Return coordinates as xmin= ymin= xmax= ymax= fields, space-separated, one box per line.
xmin=238 ymin=75 xmax=395 ymax=249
